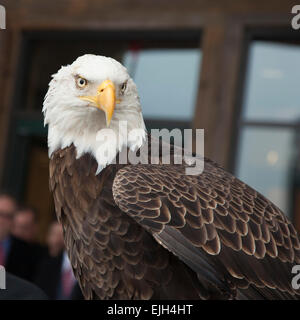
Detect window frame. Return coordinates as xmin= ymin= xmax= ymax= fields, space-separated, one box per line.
xmin=230 ymin=27 xmax=300 ymax=220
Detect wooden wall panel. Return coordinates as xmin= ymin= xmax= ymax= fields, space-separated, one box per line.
xmin=24 ymin=145 xmax=55 ymax=243
xmin=0 ymin=30 xmax=21 ymax=184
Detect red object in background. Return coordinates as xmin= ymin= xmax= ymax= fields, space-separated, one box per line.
xmin=129 ymin=41 xmax=142 ymax=56
xmin=61 ymin=268 xmax=74 ymax=298
xmin=126 ymin=41 xmax=142 ymax=78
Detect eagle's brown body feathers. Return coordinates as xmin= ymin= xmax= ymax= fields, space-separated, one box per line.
xmin=50 ymin=141 xmax=300 ymax=300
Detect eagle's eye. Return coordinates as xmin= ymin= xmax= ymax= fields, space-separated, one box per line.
xmin=120 ymin=81 xmax=127 ymax=94
xmin=76 ymin=77 xmax=88 ymax=89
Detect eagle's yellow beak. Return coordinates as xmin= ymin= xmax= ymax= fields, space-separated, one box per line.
xmin=79 ymin=80 xmax=116 ymax=126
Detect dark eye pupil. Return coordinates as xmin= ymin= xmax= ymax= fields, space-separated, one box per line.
xmin=80 ymin=79 xmax=85 ymax=85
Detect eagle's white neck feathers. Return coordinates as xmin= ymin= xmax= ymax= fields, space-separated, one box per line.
xmin=43 ymin=54 xmax=146 ymax=173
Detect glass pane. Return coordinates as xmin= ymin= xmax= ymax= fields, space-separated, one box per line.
xmin=236 ymin=127 xmax=295 ymax=216
xmin=123 ymin=49 xmax=201 ymax=121
xmin=243 ymin=41 xmax=300 ymax=122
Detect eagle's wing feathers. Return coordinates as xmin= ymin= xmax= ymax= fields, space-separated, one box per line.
xmin=112 ymin=162 xmax=300 ymax=299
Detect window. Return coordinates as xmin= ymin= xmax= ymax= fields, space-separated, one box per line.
xmin=123 ymin=48 xmax=201 ymax=123
xmin=235 ymin=40 xmax=300 ymax=218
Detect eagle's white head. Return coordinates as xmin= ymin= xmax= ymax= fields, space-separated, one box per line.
xmin=43 ymin=54 xmax=146 ymax=173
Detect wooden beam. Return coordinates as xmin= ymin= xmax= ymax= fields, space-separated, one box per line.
xmin=193 ymin=20 xmax=244 ymax=170
xmin=1 ymin=0 xmax=296 ymax=30
xmin=0 ymin=30 xmax=21 ymax=184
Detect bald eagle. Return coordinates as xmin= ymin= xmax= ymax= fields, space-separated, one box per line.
xmin=43 ymin=54 xmax=300 ymax=300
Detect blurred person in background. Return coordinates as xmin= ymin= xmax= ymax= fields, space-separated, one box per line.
xmin=47 ymin=220 xmax=65 ymax=257
xmin=12 ymin=206 xmax=38 ymax=243
xmin=0 ymin=193 xmax=42 ymax=282
xmin=12 ymin=205 xmax=47 ymax=266
xmin=34 ymin=221 xmax=83 ymax=300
